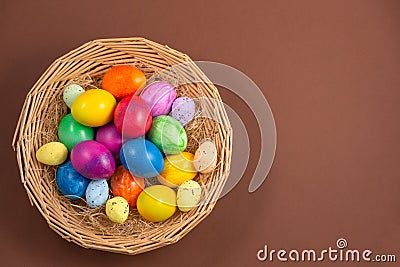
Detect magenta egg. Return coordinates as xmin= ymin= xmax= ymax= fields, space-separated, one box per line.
xmin=96 ymin=123 xmax=122 ymax=155
xmin=70 ymin=140 xmax=115 ymax=179
xmin=140 ymin=81 xmax=176 ymax=117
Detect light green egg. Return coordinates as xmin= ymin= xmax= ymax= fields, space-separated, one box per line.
xmin=177 ymin=180 xmax=202 ymax=212
xmin=63 ymin=84 xmax=85 ymax=108
xmin=36 ymin=142 xmax=68 ymax=165
xmin=147 ymin=115 xmax=187 ymax=154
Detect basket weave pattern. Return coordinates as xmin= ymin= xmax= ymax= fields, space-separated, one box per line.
xmin=12 ymin=37 xmax=232 ymax=254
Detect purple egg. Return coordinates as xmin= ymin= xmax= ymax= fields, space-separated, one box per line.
xmin=170 ymin=97 xmax=195 ymax=126
xmin=71 ymin=140 xmax=115 ymax=179
xmin=140 ymin=81 xmax=176 ymax=117
xmin=96 ymin=123 xmax=122 ymax=155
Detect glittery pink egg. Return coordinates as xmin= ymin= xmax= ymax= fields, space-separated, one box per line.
xmin=140 ymin=82 xmax=176 ymax=117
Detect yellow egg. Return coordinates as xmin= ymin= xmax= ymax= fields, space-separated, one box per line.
xmin=106 ymin=196 xmax=129 ymax=223
xmin=137 ymin=185 xmax=176 ymax=222
xmin=36 ymin=142 xmax=68 ymax=165
xmin=71 ymin=89 xmax=116 ymax=127
xmin=193 ymin=140 xmax=218 ymax=173
xmin=177 ymin=180 xmax=202 ymax=212
xmin=157 ymin=152 xmax=197 ymax=188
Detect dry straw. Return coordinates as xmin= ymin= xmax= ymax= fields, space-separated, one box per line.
xmin=12 ymin=37 xmax=232 ymax=254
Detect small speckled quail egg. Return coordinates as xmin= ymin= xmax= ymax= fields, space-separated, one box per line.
xmin=36 ymin=142 xmax=68 ymax=165
xmin=106 ymin=196 xmax=129 ymax=223
xmin=85 ymin=179 xmax=109 ymax=208
xmin=177 ymin=180 xmax=202 ymax=212
xmin=193 ymin=139 xmax=217 ymax=173
xmin=63 ymin=84 xmax=85 ymax=108
xmin=170 ymin=97 xmax=195 ymax=126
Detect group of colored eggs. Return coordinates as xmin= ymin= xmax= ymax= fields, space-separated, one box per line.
xmin=36 ymin=65 xmax=218 ymax=224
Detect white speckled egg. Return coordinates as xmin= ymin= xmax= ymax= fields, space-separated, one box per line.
xmin=85 ymin=179 xmax=109 ymax=208
xmin=36 ymin=142 xmax=68 ymax=165
xmin=193 ymin=139 xmax=218 ymax=173
xmin=170 ymin=97 xmax=195 ymax=126
xmin=177 ymin=180 xmax=202 ymax=212
xmin=63 ymin=84 xmax=85 ymax=108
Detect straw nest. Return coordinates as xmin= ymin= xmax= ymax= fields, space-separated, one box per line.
xmin=12 ymin=38 xmax=232 ymax=254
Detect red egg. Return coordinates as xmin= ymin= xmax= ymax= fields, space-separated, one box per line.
xmin=114 ymin=95 xmax=152 ymax=138
xmin=110 ymin=165 xmax=144 ymax=208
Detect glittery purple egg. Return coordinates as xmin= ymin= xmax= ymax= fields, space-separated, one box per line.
xmin=96 ymin=123 xmax=122 ymax=155
xmin=71 ymin=140 xmax=115 ymax=179
xmin=170 ymin=97 xmax=195 ymax=126
xmin=140 ymin=82 xmax=176 ymax=117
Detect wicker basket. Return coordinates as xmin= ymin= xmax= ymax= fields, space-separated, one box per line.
xmin=12 ymin=37 xmax=232 ymax=254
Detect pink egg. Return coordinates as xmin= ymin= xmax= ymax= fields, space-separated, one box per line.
xmin=96 ymin=123 xmax=122 ymax=155
xmin=71 ymin=140 xmax=115 ymax=179
xmin=140 ymin=82 xmax=176 ymax=117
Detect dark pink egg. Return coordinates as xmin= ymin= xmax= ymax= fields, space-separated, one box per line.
xmin=96 ymin=123 xmax=122 ymax=155
xmin=71 ymin=140 xmax=115 ymax=179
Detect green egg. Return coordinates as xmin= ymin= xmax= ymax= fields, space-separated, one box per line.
xmin=58 ymin=114 xmax=94 ymax=151
xmin=147 ymin=115 xmax=187 ymax=154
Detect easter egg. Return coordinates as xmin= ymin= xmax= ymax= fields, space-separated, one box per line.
xmin=110 ymin=166 xmax=144 ymax=208
xmin=158 ymin=152 xmax=197 ymax=188
xmin=58 ymin=114 xmax=94 ymax=151
xmin=120 ymin=139 xmax=164 ymax=178
xmin=63 ymin=84 xmax=85 ymax=108
xmin=36 ymin=142 xmax=68 ymax=165
xmin=147 ymin=115 xmax=187 ymax=154
xmin=102 ymin=65 xmax=146 ymax=99
xmin=106 ymin=196 xmax=129 ymax=223
xmin=56 ymin=160 xmax=89 ymax=200
xmin=137 ymin=185 xmax=176 ymax=222
xmin=140 ymin=82 xmax=176 ymax=117
xmin=85 ymin=179 xmax=109 ymax=208
xmin=70 ymin=140 xmax=115 ymax=179
xmin=193 ymin=140 xmax=218 ymax=173
xmin=71 ymin=89 xmax=116 ymax=127
xmin=95 ymin=123 xmax=122 ymax=155
xmin=177 ymin=180 xmax=202 ymax=212
xmin=114 ymin=95 xmax=152 ymax=139
xmin=170 ymin=97 xmax=196 ymax=126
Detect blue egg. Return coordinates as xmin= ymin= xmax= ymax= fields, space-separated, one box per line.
xmin=120 ymin=139 xmax=164 ymax=178
xmin=56 ymin=160 xmax=89 ymax=200
xmin=85 ymin=179 xmax=109 ymax=208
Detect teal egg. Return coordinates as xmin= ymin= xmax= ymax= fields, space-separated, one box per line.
xmin=147 ymin=115 xmax=187 ymax=154
xmin=58 ymin=114 xmax=94 ymax=151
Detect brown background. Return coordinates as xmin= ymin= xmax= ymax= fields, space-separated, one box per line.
xmin=1 ymin=0 xmax=399 ymax=266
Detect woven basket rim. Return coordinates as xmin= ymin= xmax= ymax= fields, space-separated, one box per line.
xmin=12 ymin=37 xmax=232 ymax=255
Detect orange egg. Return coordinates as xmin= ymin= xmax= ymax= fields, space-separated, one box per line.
xmin=110 ymin=166 xmax=144 ymax=208
xmin=102 ymin=65 xmax=146 ymax=99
